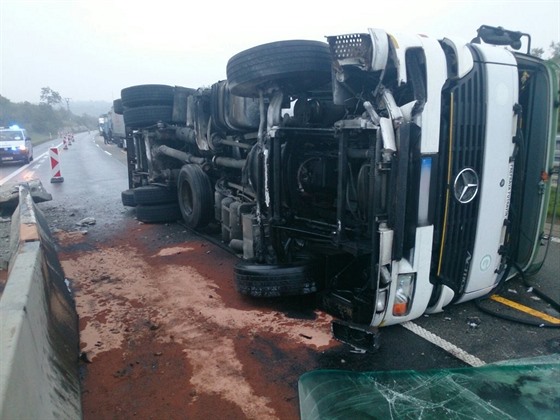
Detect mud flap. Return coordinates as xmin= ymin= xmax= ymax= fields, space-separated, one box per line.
xmin=331 ymin=320 xmax=380 ymax=353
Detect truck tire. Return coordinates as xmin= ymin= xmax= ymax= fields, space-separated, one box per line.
xmin=136 ymin=203 xmax=182 ymax=223
xmin=234 ymin=261 xmax=320 ymax=297
xmin=121 ymin=84 xmax=175 ymax=107
xmin=121 ymin=189 xmax=136 ymax=207
xmin=133 ymin=185 xmax=177 ymax=205
xmin=123 ymin=105 xmax=173 ymax=128
xmin=226 ymin=40 xmax=332 ymax=97
xmin=177 ymin=164 xmax=214 ymax=228
xmin=113 ymin=98 xmax=124 ymax=115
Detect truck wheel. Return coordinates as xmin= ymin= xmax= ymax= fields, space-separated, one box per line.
xmin=133 ymin=185 xmax=177 ymax=205
xmin=226 ymin=40 xmax=332 ymax=97
xmin=113 ymin=98 xmax=124 ymax=115
xmin=177 ymin=164 xmax=214 ymax=228
xmin=234 ymin=261 xmax=320 ymax=297
xmin=123 ymin=105 xmax=173 ymax=128
xmin=121 ymin=189 xmax=136 ymax=207
xmin=121 ymin=84 xmax=174 ymax=108
xmin=135 ymin=203 xmax=182 ymax=223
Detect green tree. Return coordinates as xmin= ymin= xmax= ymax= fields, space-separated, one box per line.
xmin=0 ymin=96 xmax=14 ymax=126
xmin=40 ymin=87 xmax=62 ymax=106
xmin=531 ymin=47 xmax=545 ymax=58
xmin=549 ymin=41 xmax=560 ymax=65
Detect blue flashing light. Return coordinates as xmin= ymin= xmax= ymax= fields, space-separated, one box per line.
xmin=9 ymin=124 xmax=21 ymax=130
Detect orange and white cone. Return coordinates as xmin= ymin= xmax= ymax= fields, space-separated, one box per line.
xmin=50 ymin=147 xmax=64 ymax=183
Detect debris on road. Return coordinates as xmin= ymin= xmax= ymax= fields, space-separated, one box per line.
xmin=467 ymin=317 xmax=482 ymax=328
xmin=76 ymin=217 xmax=96 ymax=226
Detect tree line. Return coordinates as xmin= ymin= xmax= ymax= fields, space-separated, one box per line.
xmin=0 ymin=87 xmax=98 ymax=139
xmin=531 ymin=41 xmax=560 ymax=65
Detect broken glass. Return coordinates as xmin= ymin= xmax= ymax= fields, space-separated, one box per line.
xmin=298 ymin=356 xmax=560 ymax=419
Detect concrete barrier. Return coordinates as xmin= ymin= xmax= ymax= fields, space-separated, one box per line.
xmin=0 ymin=185 xmax=81 ymax=419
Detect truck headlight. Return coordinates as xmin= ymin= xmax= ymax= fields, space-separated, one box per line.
xmin=392 ymin=273 xmax=415 ymax=316
xmin=376 ymin=289 xmax=387 ymax=312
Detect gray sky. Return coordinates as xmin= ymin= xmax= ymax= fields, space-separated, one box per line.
xmin=1 ymin=0 xmax=559 ymax=104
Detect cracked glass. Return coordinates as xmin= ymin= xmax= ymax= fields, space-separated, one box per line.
xmin=298 ymin=356 xmax=560 ymax=419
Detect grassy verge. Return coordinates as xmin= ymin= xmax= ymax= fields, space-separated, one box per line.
xmin=548 ymin=184 xmax=559 ymax=221
xmin=27 ymin=131 xmax=56 ymax=146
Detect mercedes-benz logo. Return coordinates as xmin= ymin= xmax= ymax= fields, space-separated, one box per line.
xmin=453 ymin=168 xmax=479 ymax=204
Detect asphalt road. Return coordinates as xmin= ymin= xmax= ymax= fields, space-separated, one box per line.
xmin=2 ymin=132 xmax=559 ymax=416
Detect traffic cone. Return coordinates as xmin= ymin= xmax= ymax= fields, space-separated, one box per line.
xmin=50 ymin=147 xmax=64 ymax=183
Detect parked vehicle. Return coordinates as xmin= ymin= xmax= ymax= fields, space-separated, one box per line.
xmin=110 ymin=99 xmax=127 ymax=148
xmin=0 ymin=125 xmax=34 ymax=164
xmin=98 ymin=115 xmax=111 ymax=143
xmin=99 ymin=108 xmax=126 ymax=147
xmin=119 ymin=25 xmax=559 ymax=347
xmin=99 ymin=100 xmax=128 ymax=148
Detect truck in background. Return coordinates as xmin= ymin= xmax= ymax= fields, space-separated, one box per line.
xmin=98 ymin=114 xmax=110 ymax=143
xmin=117 ymin=25 xmax=559 ymax=348
xmin=99 ymin=99 xmax=127 ymax=148
xmin=108 ymin=106 xmax=126 ymax=148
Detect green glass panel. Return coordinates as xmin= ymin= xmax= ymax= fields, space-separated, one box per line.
xmin=299 ymin=356 xmax=560 ymax=419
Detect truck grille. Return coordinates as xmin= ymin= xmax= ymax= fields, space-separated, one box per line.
xmin=327 ymin=33 xmax=372 ymax=70
xmin=435 ymin=61 xmax=485 ymax=297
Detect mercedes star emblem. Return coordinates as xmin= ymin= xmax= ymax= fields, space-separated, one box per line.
xmin=453 ymin=168 xmax=479 ymax=204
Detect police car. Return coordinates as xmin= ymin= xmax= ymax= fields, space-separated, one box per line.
xmin=0 ymin=125 xmax=34 ymax=164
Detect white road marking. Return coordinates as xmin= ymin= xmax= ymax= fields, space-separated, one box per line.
xmin=104 ymin=151 xmax=112 ymax=156
xmin=0 ymin=164 xmax=29 ymax=186
xmin=0 ymin=143 xmax=62 ymax=186
xmin=402 ymin=321 xmax=486 ymax=367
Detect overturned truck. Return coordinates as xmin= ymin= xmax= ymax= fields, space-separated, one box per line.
xmin=120 ymin=25 xmax=558 ymax=346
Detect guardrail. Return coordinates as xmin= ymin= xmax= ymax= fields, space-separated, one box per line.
xmin=0 ymin=185 xmax=81 ymax=419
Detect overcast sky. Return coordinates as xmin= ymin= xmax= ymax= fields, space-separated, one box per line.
xmin=1 ymin=0 xmax=558 ymax=104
